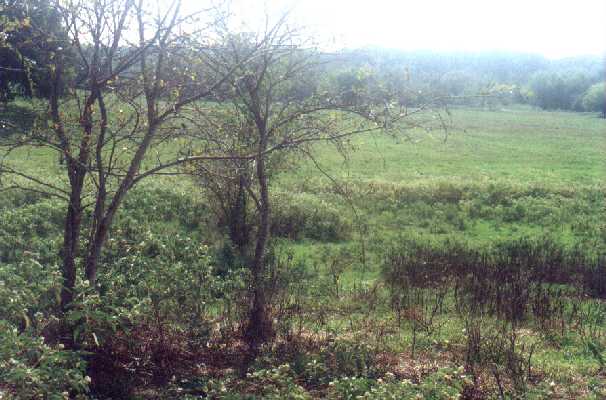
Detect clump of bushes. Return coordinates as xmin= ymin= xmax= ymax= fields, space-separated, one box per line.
xmin=0 ymin=261 xmax=90 ymax=398
xmin=0 ymin=321 xmax=90 ymax=399
xmin=0 ymin=199 xmax=64 ymax=265
xmin=271 ymin=191 xmax=352 ymax=241
xmin=201 ymin=364 xmax=311 ymax=399
xmin=383 ymin=233 xmax=604 ymax=307
xmin=178 ymin=357 xmax=465 ymax=399
xmin=121 ymin=184 xmax=213 ymax=232
xmin=381 ymin=234 xmax=606 ymax=397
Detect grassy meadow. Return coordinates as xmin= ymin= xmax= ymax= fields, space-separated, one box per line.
xmin=290 ymin=107 xmax=605 ymax=185
xmin=1 ymin=104 xmax=605 ymax=399
xmin=280 ymin=106 xmax=604 ymax=273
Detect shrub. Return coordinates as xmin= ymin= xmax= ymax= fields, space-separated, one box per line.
xmin=583 ymin=255 xmax=606 ymax=298
xmin=329 ymin=369 xmax=465 ymax=400
xmin=463 ymin=319 xmax=536 ymax=397
xmin=0 ymin=321 xmax=89 ymax=399
xmin=529 ymin=70 xmax=592 ymax=111
xmin=581 ymin=82 xmax=606 ymax=116
xmin=320 ymin=339 xmax=381 ymax=379
xmin=76 ymin=232 xmax=249 ymax=395
xmin=383 ymin=234 xmax=603 ymax=326
xmin=271 ymin=192 xmax=351 ymax=242
xmin=328 ymin=376 xmax=375 ymax=399
xmin=300 ymin=357 xmax=331 ymax=386
xmin=355 ymin=376 xmax=418 ymax=400
xmin=0 ymin=259 xmax=61 ymax=329
xmin=240 ymin=364 xmax=311 ymax=400
xmin=0 ymin=199 xmax=64 ymax=265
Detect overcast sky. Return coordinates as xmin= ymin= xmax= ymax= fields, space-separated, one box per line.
xmin=228 ymin=0 xmax=606 ymax=58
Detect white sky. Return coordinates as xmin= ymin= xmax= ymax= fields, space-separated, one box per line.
xmin=228 ymin=0 xmax=606 ymax=58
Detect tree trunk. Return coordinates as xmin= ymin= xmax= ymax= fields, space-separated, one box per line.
xmin=228 ymin=174 xmax=250 ymax=254
xmin=244 ymin=141 xmax=274 ymax=356
xmin=50 ymin=64 xmax=85 ymax=312
xmin=60 ymin=191 xmax=83 ymax=311
xmin=84 ymin=219 xmax=110 ymax=284
xmin=84 ymin=122 xmax=159 ymax=285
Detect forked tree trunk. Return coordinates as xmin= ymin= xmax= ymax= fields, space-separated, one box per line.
xmin=50 ymin=66 xmax=84 ymax=312
xmin=84 ymin=118 xmax=160 ymax=285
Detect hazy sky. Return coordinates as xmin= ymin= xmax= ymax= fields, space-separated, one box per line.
xmin=229 ymin=0 xmax=606 ymax=58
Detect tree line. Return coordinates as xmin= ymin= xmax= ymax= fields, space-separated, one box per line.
xmin=332 ymin=48 xmax=605 ymax=114
xmin=2 ymin=1 xmax=604 ymax=115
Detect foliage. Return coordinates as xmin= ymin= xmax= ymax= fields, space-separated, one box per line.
xmin=0 ymin=258 xmax=61 ymax=329
xmin=0 ymin=322 xmax=90 ymax=399
xmin=328 ymin=376 xmax=375 ymax=399
xmin=0 ymin=0 xmax=73 ymax=101
xmin=327 ymin=49 xmax=605 ymax=109
xmin=203 ymin=364 xmax=311 ymax=400
xmin=271 ymin=191 xmax=352 ymax=242
xmin=582 ymin=82 xmax=606 ymax=116
xmin=529 ymin=70 xmax=593 ymax=110
xmin=327 ymin=369 xmax=465 ymax=400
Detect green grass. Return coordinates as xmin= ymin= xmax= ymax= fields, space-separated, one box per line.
xmin=274 ymin=107 xmax=605 ymax=259
xmin=7 ymin=104 xmax=602 ymax=285
xmin=283 ymin=107 xmax=605 ymax=186
xmin=269 ymin=107 xmax=605 ymax=398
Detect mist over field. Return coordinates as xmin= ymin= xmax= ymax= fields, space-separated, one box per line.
xmin=0 ymin=0 xmax=605 ymax=399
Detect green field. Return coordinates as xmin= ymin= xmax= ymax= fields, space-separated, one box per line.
xmin=1 ymin=106 xmax=605 ymax=399
xmin=289 ymin=107 xmax=605 ymax=185
xmin=278 ymin=106 xmax=604 ymax=259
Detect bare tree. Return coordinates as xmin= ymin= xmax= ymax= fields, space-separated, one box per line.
xmin=187 ymin=21 xmax=443 ymax=357
xmin=0 ymin=0 xmax=259 ymax=313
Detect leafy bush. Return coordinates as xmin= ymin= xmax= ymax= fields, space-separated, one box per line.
xmin=0 ymin=259 xmax=61 ymax=329
xmin=329 ymin=369 xmax=465 ymax=400
xmin=529 ymin=70 xmax=592 ymax=111
xmin=463 ymin=319 xmax=537 ymax=396
xmin=271 ymin=192 xmax=351 ymax=241
xmin=0 ymin=256 xmax=89 ymax=398
xmin=383 ymin=233 xmax=604 ymax=326
xmin=0 ymin=321 xmax=89 ymax=399
xmin=319 ymin=339 xmax=381 ymax=379
xmin=581 ymin=82 xmax=605 ymax=116
xmin=328 ymin=376 xmax=375 ymax=399
xmin=121 ymin=185 xmax=212 ymax=231
xmin=243 ymin=365 xmax=311 ymax=399
xmin=0 ymin=199 xmax=64 ymax=265
xmin=583 ymin=256 xmax=606 ymax=298
xmin=300 ymin=357 xmax=331 ymax=386
xmin=205 ymin=364 xmax=311 ymax=399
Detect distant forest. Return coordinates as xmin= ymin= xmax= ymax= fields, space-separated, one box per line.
xmin=330 ymin=49 xmax=605 ymax=113
xmin=1 ymin=1 xmax=604 ymax=115
xmin=2 ymin=30 xmax=605 ymax=114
